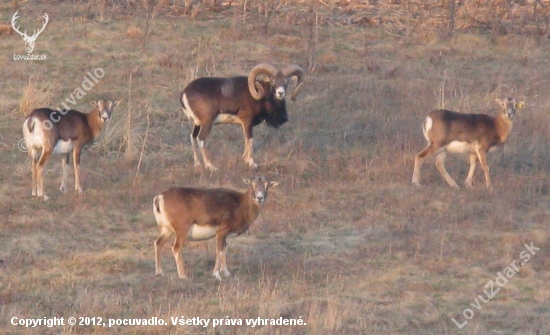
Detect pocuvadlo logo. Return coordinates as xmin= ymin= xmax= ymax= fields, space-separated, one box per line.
xmin=11 ymin=11 xmax=49 ymax=61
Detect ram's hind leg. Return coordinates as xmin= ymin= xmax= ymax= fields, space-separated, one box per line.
xmin=197 ymin=123 xmax=217 ymax=171
xmin=190 ymin=125 xmax=201 ymax=168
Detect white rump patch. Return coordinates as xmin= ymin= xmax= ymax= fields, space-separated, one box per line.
xmin=52 ymin=140 xmax=74 ymax=155
xmin=187 ymin=224 xmax=217 ymax=241
xmin=22 ymin=118 xmax=46 ymax=149
xmin=422 ymin=116 xmax=433 ymax=141
xmin=214 ymin=114 xmax=241 ymax=124
xmin=181 ymin=94 xmax=201 ymax=125
xmin=153 ymin=195 xmax=176 ymax=233
xmin=446 ymin=141 xmax=475 ymax=154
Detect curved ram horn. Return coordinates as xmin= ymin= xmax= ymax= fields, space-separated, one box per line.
xmin=248 ymin=63 xmax=279 ymax=100
xmin=282 ymin=65 xmax=304 ymax=101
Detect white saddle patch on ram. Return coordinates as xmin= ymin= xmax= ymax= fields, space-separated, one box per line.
xmin=221 ymin=80 xmax=234 ymax=97
xmin=214 ymin=113 xmax=241 ymax=124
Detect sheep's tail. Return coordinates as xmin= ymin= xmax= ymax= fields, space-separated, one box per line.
xmin=153 ymin=195 xmax=162 ymax=214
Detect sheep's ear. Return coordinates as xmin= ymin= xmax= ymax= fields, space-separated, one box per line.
xmin=516 ymin=101 xmax=525 ymax=109
xmin=269 ymin=181 xmax=279 ymax=188
xmin=112 ymin=100 xmax=120 ymax=107
xmin=494 ymin=98 xmax=505 ymax=108
xmin=243 ymin=178 xmax=251 ymax=185
xmin=90 ymin=100 xmax=98 ymax=106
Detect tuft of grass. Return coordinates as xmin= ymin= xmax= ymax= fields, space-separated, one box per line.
xmin=126 ymin=25 xmax=145 ymax=39
xmin=0 ymin=24 xmax=13 ymax=36
xmin=16 ymin=74 xmax=55 ymax=117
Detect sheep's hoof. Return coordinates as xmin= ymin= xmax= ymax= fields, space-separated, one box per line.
xmin=43 ymin=195 xmax=50 ymax=201
xmin=59 ymin=184 xmax=66 ymax=192
xmin=212 ymin=271 xmax=222 ymax=281
xmin=155 ymin=270 xmax=164 ymax=276
xmin=222 ymin=269 xmax=231 ymax=277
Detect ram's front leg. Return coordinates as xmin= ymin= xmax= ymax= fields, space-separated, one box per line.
xmin=241 ymin=123 xmax=258 ymax=169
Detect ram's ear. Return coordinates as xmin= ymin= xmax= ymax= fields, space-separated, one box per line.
xmin=268 ymin=181 xmax=279 ymax=188
xmin=243 ymin=178 xmax=251 ymax=185
xmin=516 ymin=101 xmax=525 ymax=109
xmin=494 ymin=98 xmax=506 ymax=108
xmin=90 ymin=100 xmax=98 ymax=107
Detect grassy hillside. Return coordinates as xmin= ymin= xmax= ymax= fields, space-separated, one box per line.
xmin=1 ymin=1 xmax=549 ymax=334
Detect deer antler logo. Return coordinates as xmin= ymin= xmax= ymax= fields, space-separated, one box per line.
xmin=11 ymin=11 xmax=49 ymax=54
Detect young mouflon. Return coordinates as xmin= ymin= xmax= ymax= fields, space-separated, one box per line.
xmin=22 ymin=99 xmax=118 ymax=200
xmin=412 ymin=97 xmax=525 ymax=189
xmin=153 ymin=176 xmax=278 ymax=280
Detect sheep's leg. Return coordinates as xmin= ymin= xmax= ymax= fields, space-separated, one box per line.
xmin=434 ymin=152 xmax=459 ymax=188
xmin=197 ymin=123 xmax=217 ymax=171
xmin=73 ymin=145 xmax=84 ymax=193
xmin=190 ymin=125 xmax=201 ymax=168
xmin=241 ymin=123 xmax=257 ymax=169
xmin=154 ymin=227 xmax=173 ymax=276
xmin=475 ymin=147 xmax=492 ymax=189
xmin=220 ymin=243 xmax=231 ymax=277
xmin=36 ymin=148 xmax=52 ymax=201
xmin=172 ymin=234 xmax=187 ymax=279
xmin=465 ymin=154 xmax=477 ymax=188
xmin=60 ymin=153 xmax=70 ymax=192
xmin=412 ymin=142 xmax=443 ymax=187
xmin=213 ymin=230 xmax=229 ymax=280
xmin=30 ymin=148 xmax=38 ymax=197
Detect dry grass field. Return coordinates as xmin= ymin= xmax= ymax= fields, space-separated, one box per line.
xmin=1 ymin=0 xmax=550 ymax=334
